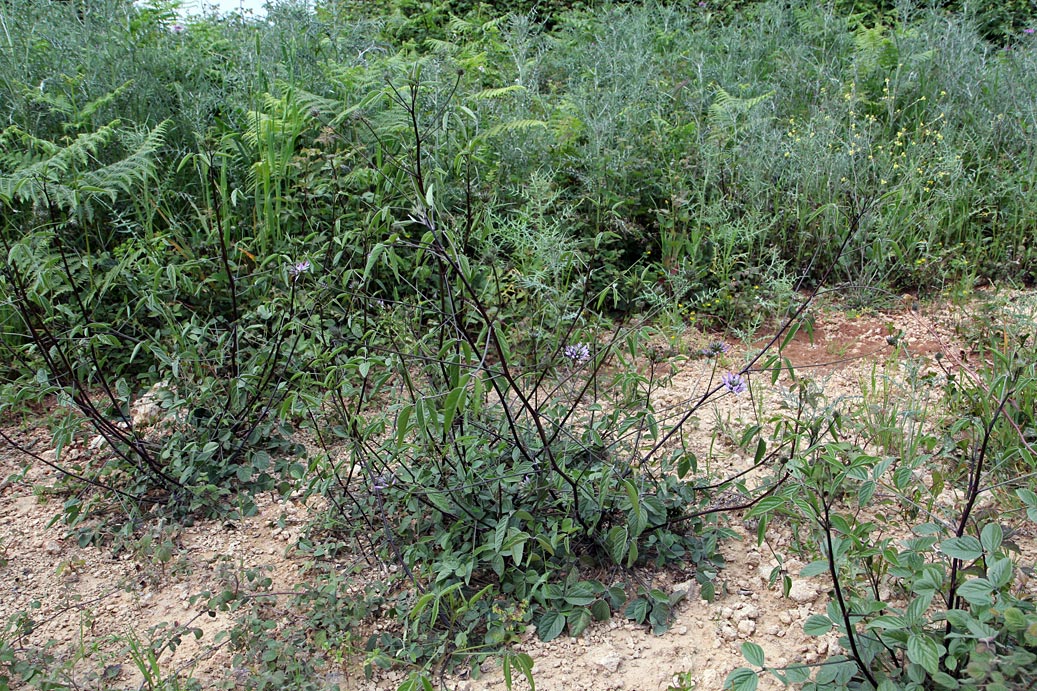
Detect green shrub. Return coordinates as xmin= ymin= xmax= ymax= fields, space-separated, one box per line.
xmin=725 ymin=296 xmax=1037 ymax=691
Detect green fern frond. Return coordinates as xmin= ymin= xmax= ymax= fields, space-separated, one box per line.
xmin=446 ymin=16 xmax=472 ymax=35
xmin=481 ymin=119 xmax=547 ymax=138
xmin=81 ymin=121 xmax=169 ymax=203
xmin=289 ymin=87 xmax=340 ymax=119
xmin=480 ymin=15 xmax=506 ymax=32
xmin=424 ymin=37 xmax=459 ymax=55
xmin=468 ymin=85 xmax=526 ymax=101
xmin=73 ymin=80 xmax=134 ymax=131
xmin=0 ymin=122 xmax=120 ymax=205
xmin=0 ymin=126 xmax=61 ymax=169
xmin=0 ymin=120 xmax=167 ymax=218
xmin=25 ymin=89 xmax=73 ymax=119
xmin=707 ymin=87 xmax=774 ymax=131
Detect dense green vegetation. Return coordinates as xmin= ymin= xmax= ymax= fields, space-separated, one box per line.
xmin=1 ymin=0 xmax=1036 ymax=689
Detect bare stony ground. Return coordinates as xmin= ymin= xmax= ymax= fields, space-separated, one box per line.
xmin=3 ymin=291 xmax=1037 ymax=690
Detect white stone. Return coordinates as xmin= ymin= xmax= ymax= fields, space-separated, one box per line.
xmin=672 ymin=580 xmax=699 ymax=601
xmin=596 ymin=651 xmax=623 ymax=674
xmin=788 ymin=581 xmax=818 ymax=604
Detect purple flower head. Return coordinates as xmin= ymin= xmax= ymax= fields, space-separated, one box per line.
xmin=563 ymin=342 xmax=591 ymax=364
xmin=1025 ymin=28 xmax=1035 ymax=35
xmin=289 ymin=260 xmax=311 ymax=281
xmin=701 ymin=340 xmax=730 ymax=358
xmin=171 ymin=23 xmax=185 ymax=34
xmin=721 ymin=372 xmax=747 ymax=395
xmin=371 ymin=473 xmax=396 ymax=492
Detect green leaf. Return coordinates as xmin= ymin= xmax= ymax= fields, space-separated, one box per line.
xmin=724 ymin=667 xmax=759 ymax=691
xmin=753 ymin=438 xmax=766 ymax=465
xmin=563 ymin=584 xmax=597 ymax=606
xmin=907 ymin=593 xmax=934 ymax=624
xmin=741 ymin=641 xmax=765 ymax=668
xmin=510 ymin=535 xmax=526 ymax=566
xmin=800 ymin=560 xmax=829 ymax=577
xmin=784 ymin=664 xmax=810 ymax=684
xmin=624 ymin=597 xmax=649 ymax=625
xmin=1016 ymin=488 xmax=1037 ymax=509
xmin=624 ymin=480 xmax=647 ymax=537
xmin=482 ymin=119 xmax=548 ymax=138
xmin=814 ymin=660 xmax=840 ymax=685
xmin=803 ymin=614 xmax=833 ymax=636
xmin=469 ymin=84 xmax=527 ymax=101
xmin=649 ymin=603 xmax=671 ymax=635
xmin=931 ymin=671 xmax=960 ymax=689
xmin=626 ymin=541 xmax=639 ymax=568
xmin=643 ymin=496 xmax=668 ymax=527
xmin=913 ymin=522 xmax=947 ymax=535
xmin=590 ymin=599 xmax=611 ymax=621
xmin=538 ymin=611 xmax=566 ymax=642
xmin=956 ymin=577 xmax=994 ymax=606
xmin=980 ymin=523 xmax=1003 ymax=553
xmin=427 ymin=491 xmax=454 ymax=515
xmin=362 ymin=243 xmax=386 ymax=284
xmin=859 ymin=479 xmax=877 ymax=505
xmin=494 ymin=518 xmax=509 ymax=553
xmin=1003 ymin=607 xmax=1027 ymax=630
xmin=442 ymin=378 xmax=469 ymax=431
xmin=605 ymin=526 xmax=628 ymax=565
xmin=677 ymin=453 xmax=695 ymax=479
xmin=907 ymin=634 xmax=941 ymax=675
xmin=763 ymin=354 xmax=781 ymax=384
xmin=987 ymin=556 xmax=1012 ymax=589
xmin=746 ymin=495 xmax=787 ymax=517
xmin=395 ymin=672 xmax=435 ymax=691
xmin=964 ymin=618 xmax=998 ymax=641
xmin=568 ymin=608 xmax=592 ymax=637
xmin=867 ymin=614 xmax=907 ymax=630
xmin=501 ymin=652 xmax=535 ymax=691
xmin=940 ymin=536 xmax=983 ymax=561
xmin=944 ymin=609 xmax=973 ymax=630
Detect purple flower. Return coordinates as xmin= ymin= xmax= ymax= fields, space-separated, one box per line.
xmin=1025 ymin=28 xmax=1035 ymax=35
xmin=721 ymin=372 xmax=747 ymax=395
xmin=171 ymin=23 xmax=185 ymax=34
xmin=371 ymin=473 xmax=396 ymax=492
xmin=700 ymin=340 xmax=730 ymax=358
xmin=563 ymin=342 xmax=591 ymax=364
xmin=289 ymin=260 xmax=311 ymax=280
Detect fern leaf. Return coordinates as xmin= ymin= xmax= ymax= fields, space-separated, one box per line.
xmin=481 ymin=119 xmax=547 ymax=138
xmin=74 ymin=81 xmax=134 ymax=130
xmin=81 ymin=121 xmax=169 ymax=202
xmin=0 ymin=122 xmax=120 ymax=205
xmin=468 ymin=84 xmax=526 ymax=101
